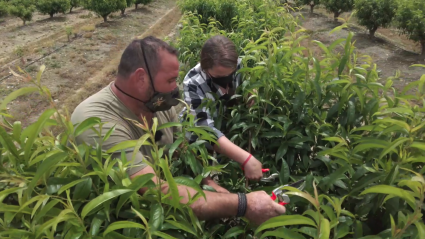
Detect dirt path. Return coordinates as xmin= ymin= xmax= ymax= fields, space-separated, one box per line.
xmin=2 ymin=0 xmax=181 ymax=126
xmin=296 ymin=8 xmax=425 ymax=93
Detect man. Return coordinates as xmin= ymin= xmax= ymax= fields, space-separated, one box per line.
xmin=71 ymin=36 xmax=286 ymax=225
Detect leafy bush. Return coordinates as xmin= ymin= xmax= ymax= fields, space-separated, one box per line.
xmin=354 ymin=0 xmax=398 ymax=37
xmin=8 ymin=0 xmax=36 ymax=25
xmin=395 ymin=0 xmax=425 ymax=55
xmin=321 ymin=0 xmax=354 ymax=21
xmin=36 ymin=0 xmax=71 ymax=18
xmin=134 ymin=0 xmax=152 ymax=9
xmin=70 ymin=0 xmax=81 ymax=13
xmin=178 ymin=0 xmax=238 ymax=30
xmin=296 ymin=0 xmax=320 ymax=13
xmin=85 ymin=0 xmax=125 ymax=22
xmin=0 ymin=1 xmax=8 ymax=18
xmin=119 ymin=0 xmax=134 ymax=14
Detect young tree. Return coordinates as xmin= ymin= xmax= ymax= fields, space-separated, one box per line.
xmin=85 ymin=0 xmax=124 ymax=22
xmin=395 ymin=0 xmax=425 ymax=55
xmin=70 ymin=0 xmax=80 ymax=13
xmin=296 ymin=0 xmax=320 ymax=14
xmin=354 ymin=0 xmax=398 ymax=38
xmin=135 ymin=0 xmax=151 ymax=10
xmin=9 ymin=0 xmax=35 ymax=25
xmin=321 ymin=0 xmax=354 ymax=21
xmin=36 ymin=0 xmax=71 ymax=18
xmin=0 ymin=1 xmax=8 ymax=18
xmin=119 ymin=0 xmax=133 ymax=15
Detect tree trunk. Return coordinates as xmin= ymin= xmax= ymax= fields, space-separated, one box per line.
xmin=135 ymin=3 xmax=138 ymax=9
xmin=23 ymin=19 xmax=26 ymax=25
xmin=334 ymin=11 xmax=340 ymax=22
xmin=310 ymin=4 xmax=314 ymax=14
xmin=369 ymin=26 xmax=378 ymax=38
xmin=70 ymin=6 xmax=73 ymax=13
xmin=103 ymin=15 xmax=108 ymax=22
xmin=121 ymin=8 xmax=125 ymax=15
xmin=50 ymin=12 xmax=54 ymax=18
xmin=421 ymin=40 xmax=425 ymax=56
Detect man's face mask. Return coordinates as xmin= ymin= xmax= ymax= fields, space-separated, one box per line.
xmin=208 ymin=71 xmax=235 ymax=89
xmin=115 ymin=42 xmax=180 ymax=113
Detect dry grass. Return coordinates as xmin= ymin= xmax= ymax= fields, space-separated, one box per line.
xmin=83 ymin=32 xmax=93 ymax=38
xmin=80 ymin=24 xmax=96 ymax=32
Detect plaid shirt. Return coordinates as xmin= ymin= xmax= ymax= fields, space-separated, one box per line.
xmin=179 ymin=58 xmax=243 ymax=139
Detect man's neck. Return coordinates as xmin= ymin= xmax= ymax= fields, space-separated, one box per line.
xmin=111 ymin=81 xmax=154 ymax=125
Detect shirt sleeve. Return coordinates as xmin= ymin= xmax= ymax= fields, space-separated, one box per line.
xmin=74 ymin=121 xmax=148 ymax=176
xmin=183 ymin=79 xmax=224 ymax=140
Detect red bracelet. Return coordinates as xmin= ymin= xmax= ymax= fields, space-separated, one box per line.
xmin=241 ymin=154 xmax=252 ymax=169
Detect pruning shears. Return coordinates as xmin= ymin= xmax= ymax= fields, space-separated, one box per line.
xmin=270 ymin=179 xmax=305 ymax=206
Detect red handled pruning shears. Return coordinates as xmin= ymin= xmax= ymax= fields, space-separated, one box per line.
xmin=270 ymin=179 xmax=305 ymax=206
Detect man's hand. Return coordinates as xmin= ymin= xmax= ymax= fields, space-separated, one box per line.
xmin=245 ymin=191 xmax=286 ymax=225
xmin=243 ymin=156 xmax=263 ymax=181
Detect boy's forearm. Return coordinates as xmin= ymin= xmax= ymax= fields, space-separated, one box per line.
xmin=214 ymin=136 xmax=250 ymax=164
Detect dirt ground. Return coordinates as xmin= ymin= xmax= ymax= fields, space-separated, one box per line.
xmin=296 ymin=6 xmax=425 ymax=93
xmin=0 ymin=0 xmax=180 ymax=126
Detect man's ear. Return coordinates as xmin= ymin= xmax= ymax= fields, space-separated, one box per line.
xmin=134 ymin=68 xmax=146 ymax=84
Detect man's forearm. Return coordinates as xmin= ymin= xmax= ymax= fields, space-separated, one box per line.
xmin=161 ymin=184 xmax=238 ymax=220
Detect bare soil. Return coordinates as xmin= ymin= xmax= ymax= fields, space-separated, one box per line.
xmin=1 ymin=0 xmax=180 ymax=126
xmin=296 ymin=7 xmax=425 ymax=93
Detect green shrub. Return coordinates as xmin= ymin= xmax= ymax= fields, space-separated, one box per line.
xmin=119 ymin=0 xmax=134 ymax=15
xmin=0 ymin=1 xmax=8 ymax=18
xmin=395 ymin=0 xmax=425 ymax=55
xmin=70 ymin=0 xmax=81 ymax=13
xmin=354 ymin=0 xmax=398 ymax=38
xmin=134 ymin=0 xmax=152 ymax=9
xmin=178 ymin=0 xmax=238 ymax=30
xmin=296 ymin=0 xmax=320 ymax=13
xmin=321 ymin=0 xmax=354 ymax=21
xmin=85 ymin=0 xmax=125 ymax=22
xmin=8 ymin=0 xmax=35 ymax=25
xmin=36 ymin=0 xmax=71 ymax=18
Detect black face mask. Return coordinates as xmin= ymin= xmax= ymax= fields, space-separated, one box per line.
xmin=208 ymin=72 xmax=235 ymax=89
xmin=115 ymin=42 xmax=180 ymax=113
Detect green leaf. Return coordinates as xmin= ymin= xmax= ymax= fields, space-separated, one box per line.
xmin=81 ymin=189 xmax=132 ymax=219
xmin=379 ymin=137 xmax=410 ymax=159
xmin=347 ymin=100 xmax=355 ymax=125
xmin=157 ymin=122 xmax=182 ymax=130
xmin=165 ymin=220 xmax=197 ymax=236
xmin=74 ymin=117 xmax=101 ymax=137
xmin=103 ymin=221 xmax=145 ymax=236
xmin=0 ymin=187 xmax=25 ymax=203
xmin=0 ymin=229 xmax=33 ymax=236
xmin=321 ymin=205 xmax=337 ymax=227
xmin=27 ymin=152 xmax=68 ymax=193
xmin=0 ymin=86 xmax=39 ymax=110
xmin=223 ymin=226 xmax=244 ymax=238
xmin=0 ymin=127 xmax=19 ymax=158
xmin=106 ymin=139 xmax=150 ymax=153
xmin=255 ymin=215 xmax=316 ymax=235
xmin=160 ymin=159 xmax=180 ymax=209
xmin=261 ymin=227 xmax=306 ymax=239
xmin=73 ymin=177 xmax=92 ymax=200
xmin=275 ymin=144 xmax=288 ymax=161
xmin=414 ymin=221 xmax=425 ymax=239
xmin=174 ymin=177 xmax=205 ymax=199
xmin=149 ymin=203 xmax=164 ymax=231
xmin=24 ymin=108 xmax=56 ymax=162
xmin=319 ymin=218 xmax=330 ymax=239
xmin=90 ymin=211 xmax=105 ymax=236
xmin=57 ymin=179 xmax=87 ymax=195
xmin=360 ymin=185 xmax=416 ymax=209
xmin=336 ymin=221 xmax=350 ymax=238
xmin=410 ymin=142 xmax=425 ymax=151
xmin=152 ymin=231 xmax=178 ymax=239
xmin=280 ymin=159 xmax=290 ymax=185
xmin=34 ymin=199 xmax=61 ymax=223
xmin=338 ymin=54 xmax=349 ymax=76
xmin=168 ymin=138 xmax=183 ymax=159
xmin=116 ymin=174 xmax=154 ymax=217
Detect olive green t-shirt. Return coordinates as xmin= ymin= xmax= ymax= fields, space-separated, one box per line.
xmin=70 ymin=82 xmax=180 ymax=176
